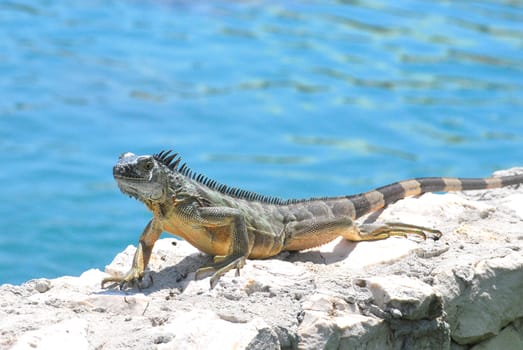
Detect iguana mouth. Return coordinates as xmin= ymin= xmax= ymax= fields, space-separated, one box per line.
xmin=113 ymin=174 xmax=148 ymax=182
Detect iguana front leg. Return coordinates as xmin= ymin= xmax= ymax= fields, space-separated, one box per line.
xmin=101 ymin=218 xmax=162 ymax=289
xmin=191 ymin=206 xmax=251 ymax=288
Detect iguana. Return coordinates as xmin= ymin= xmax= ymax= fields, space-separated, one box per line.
xmin=102 ymin=150 xmax=523 ymax=289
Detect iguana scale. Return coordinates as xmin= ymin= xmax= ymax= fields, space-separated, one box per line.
xmin=102 ymin=150 xmax=523 ymax=289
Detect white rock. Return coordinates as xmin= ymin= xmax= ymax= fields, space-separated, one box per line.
xmin=82 ymin=292 xmax=151 ymax=316
xmin=471 ymin=318 xmax=523 ymax=350
xmin=156 ymin=309 xmax=279 ymax=350
xmin=493 ymin=167 xmax=523 ymax=177
xmin=53 ymin=269 xmax=107 ymax=289
xmin=433 ymin=253 xmax=523 ymax=344
xmin=378 ymin=193 xmax=491 ymax=227
xmin=314 ymin=236 xmax=419 ymax=268
xmin=499 ymin=193 xmax=523 ymax=219
xmin=103 ymin=245 xmax=136 ymax=277
xmin=33 ymin=279 xmax=51 ymax=293
xmin=27 ymin=269 xmax=108 ymax=306
xmin=298 ymin=293 xmax=389 ymax=350
xmin=11 ymin=318 xmax=88 ymax=350
xmin=364 ymin=275 xmax=443 ymax=320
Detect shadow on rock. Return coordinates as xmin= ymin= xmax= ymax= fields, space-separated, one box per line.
xmin=284 ymin=239 xmax=358 ymax=265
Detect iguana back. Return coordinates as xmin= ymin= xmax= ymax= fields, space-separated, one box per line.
xmin=102 ymin=150 xmax=523 ymax=288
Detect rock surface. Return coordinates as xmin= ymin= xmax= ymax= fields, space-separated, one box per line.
xmin=1 ymin=168 xmax=523 ymax=350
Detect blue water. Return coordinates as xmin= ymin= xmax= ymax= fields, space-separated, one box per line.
xmin=1 ymin=1 xmax=522 ymax=284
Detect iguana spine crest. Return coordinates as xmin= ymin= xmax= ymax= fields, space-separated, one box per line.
xmin=101 ymin=149 xmax=523 ymax=289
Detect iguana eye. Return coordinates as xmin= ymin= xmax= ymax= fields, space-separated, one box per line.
xmin=144 ymin=160 xmax=154 ymax=171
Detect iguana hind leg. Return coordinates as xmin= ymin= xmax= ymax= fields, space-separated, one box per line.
xmin=195 ymin=255 xmax=246 ymax=289
xmin=283 ymin=216 xmax=356 ymax=251
xmin=356 ymin=222 xmax=441 ymax=241
xmin=283 ymin=216 xmax=440 ymax=251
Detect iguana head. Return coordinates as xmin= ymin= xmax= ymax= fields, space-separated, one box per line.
xmin=113 ymin=152 xmax=170 ymax=202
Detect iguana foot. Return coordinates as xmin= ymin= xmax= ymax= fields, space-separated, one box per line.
xmin=359 ymin=222 xmax=442 ymax=241
xmin=195 ymin=255 xmax=246 ymax=289
xmin=101 ymin=267 xmax=149 ymax=290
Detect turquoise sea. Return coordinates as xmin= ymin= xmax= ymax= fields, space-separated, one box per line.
xmin=1 ymin=1 xmax=522 ymax=284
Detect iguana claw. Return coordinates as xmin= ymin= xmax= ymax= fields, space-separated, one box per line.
xmin=195 ymin=255 xmax=246 ymax=289
xmin=359 ymin=222 xmax=442 ymax=241
xmin=101 ymin=267 xmax=145 ymax=290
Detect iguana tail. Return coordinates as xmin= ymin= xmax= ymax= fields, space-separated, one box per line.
xmin=349 ymin=174 xmax=523 ymax=219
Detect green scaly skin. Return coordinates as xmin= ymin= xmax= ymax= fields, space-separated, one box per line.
xmin=101 ymin=150 xmax=523 ymax=289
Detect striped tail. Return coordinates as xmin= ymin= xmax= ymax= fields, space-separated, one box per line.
xmin=349 ymin=174 xmax=523 ymax=219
